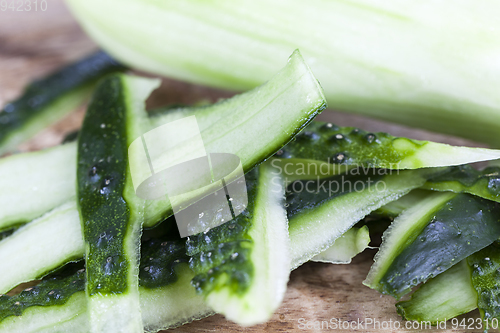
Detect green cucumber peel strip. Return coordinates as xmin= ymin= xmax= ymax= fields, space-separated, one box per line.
xmin=77 ymin=74 xmax=159 ymax=332
xmin=187 ymin=161 xmax=290 ymax=326
xmin=374 ymin=189 xmax=434 ymax=218
xmin=0 ymin=202 xmax=84 ymax=294
xmin=67 ymin=0 xmax=500 ymax=146
xmin=396 ymin=260 xmax=477 ymax=324
xmin=272 ymin=122 xmax=500 ymax=181
xmin=0 ymin=142 xmax=76 ymax=232
xmin=467 ymin=241 xmax=500 ymax=328
xmin=365 ymin=192 xmax=500 ymax=299
xmin=422 ymin=165 xmax=500 ymax=204
xmin=311 ymin=225 xmax=371 ymax=264
xmin=287 ymin=167 xmax=436 ymax=269
xmin=0 ymin=238 xmax=212 ymax=333
xmin=0 ymin=50 xmax=326 ymax=232
xmin=0 ymin=51 xmax=125 ymax=155
xmin=143 ymin=50 xmax=326 ymax=225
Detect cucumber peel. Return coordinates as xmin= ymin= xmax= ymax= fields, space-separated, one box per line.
xmin=187 ymin=161 xmax=290 ymax=326
xmin=0 ymin=238 xmax=211 ymax=333
xmin=76 ymin=74 xmax=159 ymax=332
xmin=0 ymin=51 xmax=125 ymax=155
xmin=374 ymin=189 xmax=432 ymax=218
xmin=311 ymin=226 xmax=370 ymax=264
xmin=423 ymin=165 xmax=500 ymax=203
xmin=365 ymin=192 xmax=500 ymax=299
xmin=0 ymin=143 xmax=76 ymax=232
xmin=274 ymin=122 xmax=500 ymax=178
xmin=143 ymin=50 xmax=326 ymax=225
xmin=0 ymin=202 xmax=83 ymax=294
xmin=396 ymin=260 xmax=477 ymax=324
xmin=467 ymin=241 xmax=500 ymax=326
xmin=288 ymin=168 xmax=434 ymax=269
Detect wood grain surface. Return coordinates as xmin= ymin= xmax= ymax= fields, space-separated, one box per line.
xmin=0 ymin=1 xmax=488 ymax=332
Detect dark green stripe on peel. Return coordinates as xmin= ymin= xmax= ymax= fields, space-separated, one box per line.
xmin=286 ymin=168 xmax=386 ymax=220
xmin=276 ymin=122 xmax=424 ymax=167
xmin=467 ymin=241 xmax=500 ymax=323
xmin=139 ymin=238 xmax=188 ymax=289
xmin=424 ymin=165 xmax=500 ymax=202
xmin=0 ymin=264 xmax=86 ymax=322
xmin=0 ymin=227 xmax=19 ymax=240
xmin=187 ymin=170 xmax=259 ymax=296
xmin=379 ymin=194 xmax=500 ymax=298
xmin=0 ymin=238 xmax=188 ymax=322
xmin=77 ymin=75 xmax=129 ymax=296
xmin=0 ymin=51 xmax=125 ymax=145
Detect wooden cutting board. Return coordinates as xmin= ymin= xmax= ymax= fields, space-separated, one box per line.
xmin=0 ymin=1 xmax=485 ymax=332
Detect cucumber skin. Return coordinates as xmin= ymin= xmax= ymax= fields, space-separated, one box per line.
xmin=288 ymin=168 xmax=434 ymax=269
xmin=0 ymin=239 xmax=210 ymax=333
xmin=77 ymin=75 xmax=132 ymax=296
xmin=286 ymin=169 xmax=385 ymax=220
xmin=0 ymin=265 xmax=86 ymax=322
xmin=423 ymin=165 xmax=500 ymax=203
xmin=186 ymin=161 xmax=290 ymax=326
xmin=377 ymin=194 xmax=500 ymax=299
xmin=396 ymin=260 xmax=477 ymax=324
xmin=0 ymin=239 xmax=188 ymax=322
xmin=0 ymin=51 xmax=125 ymax=154
xmin=311 ymin=226 xmax=371 ymax=264
xmin=467 ymin=241 xmax=500 ymax=325
xmin=187 ymin=170 xmax=258 ymax=296
xmin=279 ymin=122 xmax=418 ymax=168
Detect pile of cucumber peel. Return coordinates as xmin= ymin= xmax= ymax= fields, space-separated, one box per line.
xmin=2 ymin=50 xmax=500 ymax=333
